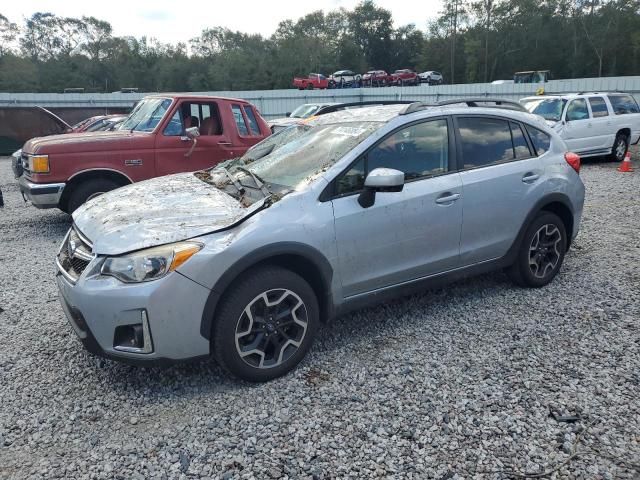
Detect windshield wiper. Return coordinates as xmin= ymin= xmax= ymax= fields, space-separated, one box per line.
xmin=217 ymin=166 xmax=246 ymax=195
xmin=235 ymin=166 xmax=271 ymax=197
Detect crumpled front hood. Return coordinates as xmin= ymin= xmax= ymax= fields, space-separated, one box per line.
xmin=73 ymin=173 xmax=265 ymax=255
xmin=268 ymin=117 xmax=300 ymax=126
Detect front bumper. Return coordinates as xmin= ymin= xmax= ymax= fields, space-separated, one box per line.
xmin=11 ymin=150 xmax=23 ymax=178
xmin=19 ymin=176 xmax=65 ymax=209
xmin=56 ymin=266 xmax=212 ymax=364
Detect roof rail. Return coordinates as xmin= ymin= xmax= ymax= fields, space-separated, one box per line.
xmin=401 ymin=98 xmax=527 ymax=114
xmin=400 ymin=98 xmax=527 ymax=115
xmin=316 ymin=100 xmax=414 ymax=115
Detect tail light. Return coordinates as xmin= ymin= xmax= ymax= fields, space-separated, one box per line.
xmin=565 ymin=152 xmax=581 ymax=173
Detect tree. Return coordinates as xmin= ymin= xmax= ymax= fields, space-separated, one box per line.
xmin=0 ymin=13 xmax=19 ymax=55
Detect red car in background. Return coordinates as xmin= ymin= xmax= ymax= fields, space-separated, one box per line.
xmin=292 ymin=73 xmax=329 ymax=90
xmin=362 ymin=70 xmax=391 ymax=87
xmin=390 ymin=69 xmax=419 ymax=86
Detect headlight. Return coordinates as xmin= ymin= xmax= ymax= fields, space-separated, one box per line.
xmin=101 ymin=241 xmax=203 ymax=283
xmin=28 ymin=154 xmax=49 ymax=173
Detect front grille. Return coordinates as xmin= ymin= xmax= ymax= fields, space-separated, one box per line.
xmin=57 ymin=227 xmax=94 ymax=283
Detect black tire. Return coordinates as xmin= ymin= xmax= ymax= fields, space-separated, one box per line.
xmin=66 ymin=178 xmax=120 ymax=214
xmin=212 ymin=266 xmax=319 ymax=382
xmin=608 ymin=132 xmax=628 ymax=162
xmin=508 ymin=212 xmax=567 ymax=288
xmin=306 ymin=83 xmax=313 ymax=90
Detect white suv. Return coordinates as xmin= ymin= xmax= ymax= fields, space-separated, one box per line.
xmin=521 ymin=93 xmax=640 ymax=161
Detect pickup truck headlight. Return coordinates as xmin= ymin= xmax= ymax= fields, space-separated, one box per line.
xmin=101 ymin=241 xmax=203 ymax=283
xmin=28 ymin=154 xmax=50 ymax=173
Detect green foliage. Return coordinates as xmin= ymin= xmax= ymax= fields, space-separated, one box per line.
xmin=1 ymin=1 xmax=640 ymax=93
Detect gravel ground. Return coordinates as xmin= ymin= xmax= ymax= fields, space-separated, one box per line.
xmin=0 ymin=155 xmax=639 ymax=480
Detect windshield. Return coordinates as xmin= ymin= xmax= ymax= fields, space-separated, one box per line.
xmin=120 ymin=97 xmax=172 ymax=132
xmin=289 ymin=104 xmax=321 ymax=119
xmin=521 ymin=98 xmax=567 ymax=122
xmin=238 ymin=122 xmax=381 ymax=189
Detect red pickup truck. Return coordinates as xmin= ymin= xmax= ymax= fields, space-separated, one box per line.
xmin=18 ymin=94 xmax=271 ymax=213
xmin=292 ymin=73 xmax=329 ymax=90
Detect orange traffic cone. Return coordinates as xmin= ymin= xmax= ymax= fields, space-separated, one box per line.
xmin=618 ymin=151 xmax=634 ymax=172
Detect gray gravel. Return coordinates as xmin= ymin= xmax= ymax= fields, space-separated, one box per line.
xmin=0 ymin=155 xmax=639 ymax=479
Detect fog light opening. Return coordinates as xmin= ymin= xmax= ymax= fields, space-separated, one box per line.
xmin=113 ymin=310 xmax=154 ymax=354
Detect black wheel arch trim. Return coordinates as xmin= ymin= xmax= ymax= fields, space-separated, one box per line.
xmin=200 ymin=242 xmax=334 ymax=340
xmin=505 ymin=192 xmax=575 ymax=264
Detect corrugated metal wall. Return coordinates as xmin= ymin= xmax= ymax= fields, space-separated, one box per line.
xmin=2 ymin=76 xmax=640 ymax=119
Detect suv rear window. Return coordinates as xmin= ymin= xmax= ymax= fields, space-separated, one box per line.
xmin=607 ymin=95 xmax=640 ymax=115
xmin=525 ymin=125 xmax=551 ymax=156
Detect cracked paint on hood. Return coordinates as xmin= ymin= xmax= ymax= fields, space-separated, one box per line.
xmin=73 ymin=172 xmax=266 ymax=255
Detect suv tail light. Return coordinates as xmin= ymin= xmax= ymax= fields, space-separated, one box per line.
xmin=565 ymin=152 xmax=581 ymax=173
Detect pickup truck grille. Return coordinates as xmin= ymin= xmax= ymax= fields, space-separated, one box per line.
xmin=57 ymin=227 xmax=94 ymax=283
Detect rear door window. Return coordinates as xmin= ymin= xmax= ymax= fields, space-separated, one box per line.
xmin=232 ymin=104 xmax=250 ymax=136
xmin=457 ymin=117 xmax=515 ymax=169
xmin=607 ymin=95 xmax=640 ymax=115
xmin=588 ymin=97 xmax=609 ymax=117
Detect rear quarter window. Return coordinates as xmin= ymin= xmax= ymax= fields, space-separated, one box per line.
xmin=608 ymin=95 xmax=640 ymax=115
xmin=525 ymin=125 xmax=551 ymax=156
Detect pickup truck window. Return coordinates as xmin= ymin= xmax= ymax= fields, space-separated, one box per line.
xmin=244 ymin=107 xmax=261 ymax=135
xmin=120 ymin=97 xmax=172 ymax=132
xmin=588 ymin=97 xmax=609 ymax=117
xmin=608 ymin=95 xmax=640 ymax=115
xmin=163 ymin=110 xmax=183 ymax=136
xmin=232 ymin=105 xmax=250 ymax=136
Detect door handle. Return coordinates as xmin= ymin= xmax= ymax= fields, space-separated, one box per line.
xmin=522 ymin=173 xmax=540 ymax=183
xmin=218 ymin=141 xmax=233 ymax=146
xmin=435 ymin=193 xmax=461 ymax=204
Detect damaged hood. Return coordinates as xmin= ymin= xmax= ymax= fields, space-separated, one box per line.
xmin=73 ymin=173 xmax=265 ymax=255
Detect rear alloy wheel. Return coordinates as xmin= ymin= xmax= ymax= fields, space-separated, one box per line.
xmin=508 ymin=212 xmax=567 ymax=288
xmin=609 ymin=132 xmax=628 ymax=162
xmin=212 ymin=266 xmax=319 ymax=382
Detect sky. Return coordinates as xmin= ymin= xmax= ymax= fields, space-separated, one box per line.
xmin=1 ymin=0 xmax=444 ymax=44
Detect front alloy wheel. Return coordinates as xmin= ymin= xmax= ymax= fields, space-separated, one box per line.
xmin=212 ymin=266 xmax=319 ymax=382
xmin=235 ymin=289 xmax=308 ymax=369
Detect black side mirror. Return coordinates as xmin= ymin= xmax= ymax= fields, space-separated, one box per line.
xmin=357 ymin=168 xmax=405 ymax=208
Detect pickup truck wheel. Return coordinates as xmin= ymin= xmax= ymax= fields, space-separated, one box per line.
xmin=508 ymin=212 xmax=567 ymax=288
xmin=306 ymin=83 xmax=313 ymax=90
xmin=609 ymin=132 xmax=628 ymax=162
xmin=212 ymin=265 xmax=319 ymax=382
xmin=67 ymin=178 xmax=120 ymax=214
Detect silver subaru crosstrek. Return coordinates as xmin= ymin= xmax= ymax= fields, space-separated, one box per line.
xmin=56 ymin=99 xmax=585 ymax=382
